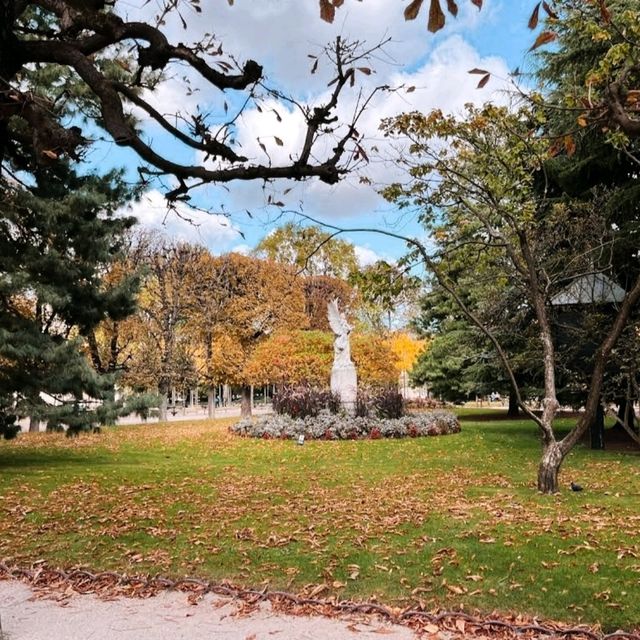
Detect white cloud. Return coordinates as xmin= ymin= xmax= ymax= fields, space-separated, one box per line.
xmin=121 ymin=190 xmax=241 ymax=251
xmin=230 ymin=243 xmax=252 ymax=255
xmin=204 ymin=34 xmax=513 ymax=224
xmin=354 ymin=245 xmax=383 ymax=267
xmin=113 ymin=1 xmax=518 ymax=257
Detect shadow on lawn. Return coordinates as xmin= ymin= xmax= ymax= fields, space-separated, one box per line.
xmin=458 ymin=412 xmax=578 ymax=444
xmin=0 ymin=450 xmax=109 ymax=471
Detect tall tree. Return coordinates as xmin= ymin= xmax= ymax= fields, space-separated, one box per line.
xmin=0 ymin=165 xmax=138 ymax=433
xmin=222 ymin=255 xmax=308 ymax=417
xmin=350 ymin=260 xmax=421 ymax=330
xmin=130 ymin=238 xmax=204 ymax=421
xmin=381 ymin=103 xmax=640 ymax=492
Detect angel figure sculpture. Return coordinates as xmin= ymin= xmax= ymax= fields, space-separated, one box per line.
xmin=327 ymin=299 xmax=357 ymax=412
xmin=327 ymin=299 xmax=353 ymax=366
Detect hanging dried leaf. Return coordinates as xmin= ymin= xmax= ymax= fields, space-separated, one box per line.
xmin=356 ymin=143 xmax=369 ymax=162
xmin=358 ymin=67 xmax=372 ymax=75
xmin=446 ymin=0 xmax=458 ymax=16
xmin=428 ymin=0 xmax=445 ymax=33
xmin=564 ymin=134 xmax=576 ymax=157
xmin=542 ymin=1 xmax=557 ymax=19
xmin=406 ymin=85 xmax=416 ymax=93
xmin=477 ymin=73 xmax=491 ymax=89
xmin=529 ymin=30 xmax=556 ymax=51
xmin=274 ymin=137 xmax=284 ymax=146
xmin=468 ymin=68 xmax=489 ymax=75
xmin=311 ymin=58 xmax=319 ymax=74
xmin=470 ymin=0 xmax=482 ymax=8
xmin=404 ymin=0 xmax=424 ymax=21
xmin=528 ymin=2 xmax=541 ymax=29
xmin=598 ymin=0 xmax=611 ymax=24
xmin=319 ymin=0 xmax=335 ymax=23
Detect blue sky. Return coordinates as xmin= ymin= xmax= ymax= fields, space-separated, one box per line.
xmin=100 ymin=0 xmax=539 ymax=265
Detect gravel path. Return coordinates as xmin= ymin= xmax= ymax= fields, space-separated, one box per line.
xmin=0 ymin=580 xmax=416 ymax=640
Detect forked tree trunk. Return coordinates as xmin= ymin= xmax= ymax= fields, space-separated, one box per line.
xmin=537 ymin=440 xmax=564 ymax=494
xmin=207 ymin=387 xmax=216 ymax=419
xmin=617 ymin=397 xmax=637 ymax=433
xmin=240 ymin=385 xmax=252 ymax=418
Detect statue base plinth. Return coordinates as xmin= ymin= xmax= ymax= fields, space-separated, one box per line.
xmin=331 ymin=364 xmax=358 ymax=415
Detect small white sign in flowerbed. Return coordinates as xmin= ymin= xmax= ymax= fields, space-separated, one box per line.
xmin=230 ymin=410 xmax=460 ymax=440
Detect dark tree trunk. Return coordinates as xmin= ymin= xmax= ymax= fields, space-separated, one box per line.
xmin=507 ymin=389 xmax=520 ymax=417
xmin=537 ymin=440 xmax=564 ymax=493
xmin=590 ymin=401 xmax=605 ymax=450
xmin=240 ymin=385 xmax=252 ymax=418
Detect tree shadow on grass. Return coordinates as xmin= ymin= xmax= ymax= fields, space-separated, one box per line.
xmin=0 ymin=450 xmax=110 ymax=472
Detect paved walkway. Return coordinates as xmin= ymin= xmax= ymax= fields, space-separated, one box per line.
xmin=18 ymin=404 xmax=273 ymax=432
xmin=0 ymin=581 xmax=415 ymax=640
xmin=117 ymin=403 xmax=273 ymax=425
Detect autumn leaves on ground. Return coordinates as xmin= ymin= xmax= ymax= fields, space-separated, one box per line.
xmin=1 ymin=412 xmax=639 ymax=631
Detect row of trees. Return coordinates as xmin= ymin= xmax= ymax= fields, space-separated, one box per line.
xmin=85 ymin=234 xmax=423 ymax=422
xmin=0 ymin=1 xmax=422 ymax=434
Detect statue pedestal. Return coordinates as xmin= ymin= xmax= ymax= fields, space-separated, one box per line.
xmin=331 ymin=364 xmax=358 ymax=415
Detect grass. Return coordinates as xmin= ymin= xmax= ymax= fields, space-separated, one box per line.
xmin=1 ymin=411 xmax=639 ymax=631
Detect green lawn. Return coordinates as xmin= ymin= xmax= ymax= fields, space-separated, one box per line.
xmin=1 ymin=412 xmax=639 ymax=630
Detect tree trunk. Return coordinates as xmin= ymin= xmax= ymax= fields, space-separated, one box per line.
xmin=507 ymin=389 xmax=520 ymax=417
xmin=28 ymin=416 xmax=40 ymax=433
xmin=590 ymin=401 xmax=605 ymax=450
xmin=537 ymin=440 xmax=564 ymax=494
xmin=617 ymin=397 xmax=637 ymax=433
xmin=158 ymin=383 xmax=169 ymax=422
xmin=207 ymin=387 xmax=216 ymax=419
xmin=240 ymin=385 xmax=252 ymax=418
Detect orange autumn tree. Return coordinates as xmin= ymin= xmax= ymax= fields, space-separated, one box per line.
xmin=246 ymin=330 xmax=399 ymax=388
xmin=387 ymin=332 xmax=428 ymax=374
xmin=192 ymin=330 xmax=245 ymax=414
xmin=191 ymin=254 xmax=308 ymax=417
xmin=352 ymin=334 xmax=400 ymax=387
xmin=245 ymin=331 xmax=334 ymax=387
xmin=186 ymin=251 xmax=248 ymax=417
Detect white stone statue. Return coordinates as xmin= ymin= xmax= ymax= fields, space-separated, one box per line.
xmin=327 ymin=299 xmax=357 ymax=413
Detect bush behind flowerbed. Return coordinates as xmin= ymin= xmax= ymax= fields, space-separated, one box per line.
xmin=231 ymin=409 xmax=460 ymax=440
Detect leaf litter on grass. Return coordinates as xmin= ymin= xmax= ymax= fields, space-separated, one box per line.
xmin=1 ymin=418 xmax=640 ymax=630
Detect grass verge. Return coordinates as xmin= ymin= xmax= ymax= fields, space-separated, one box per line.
xmin=1 ymin=412 xmax=639 ymax=630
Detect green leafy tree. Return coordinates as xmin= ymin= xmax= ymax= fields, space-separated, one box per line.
xmin=381 ymin=103 xmax=640 ymax=493
xmin=350 ymin=260 xmax=421 ymax=330
xmin=255 ymin=223 xmax=359 ymax=279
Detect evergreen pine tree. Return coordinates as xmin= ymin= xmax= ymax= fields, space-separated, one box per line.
xmin=0 ymin=164 xmax=140 ymax=435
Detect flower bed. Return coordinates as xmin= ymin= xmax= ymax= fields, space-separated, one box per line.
xmin=230 ymin=410 xmax=460 ymax=440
